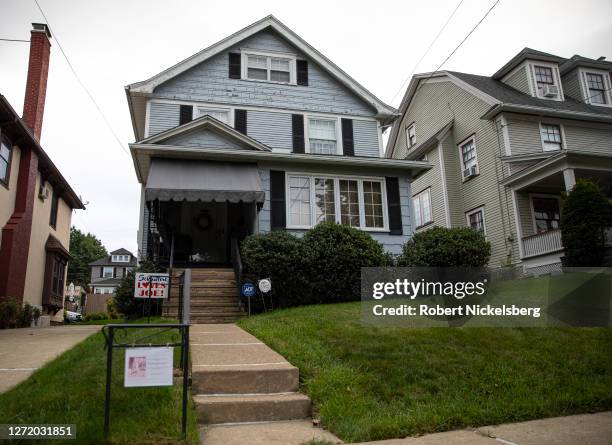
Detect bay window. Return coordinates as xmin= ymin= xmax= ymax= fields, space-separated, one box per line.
xmin=308 ymin=118 xmax=338 ymax=154
xmin=287 ymin=174 xmax=387 ymax=230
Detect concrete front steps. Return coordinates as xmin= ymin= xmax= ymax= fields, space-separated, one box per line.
xmin=191 ymin=324 xmax=313 ymax=428
xmin=162 ymin=268 xmax=244 ymax=324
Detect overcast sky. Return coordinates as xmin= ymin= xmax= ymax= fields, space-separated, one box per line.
xmin=1 ymin=0 xmax=611 ymax=254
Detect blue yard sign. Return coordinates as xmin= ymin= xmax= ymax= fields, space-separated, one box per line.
xmin=241 ymin=282 xmax=256 ymax=298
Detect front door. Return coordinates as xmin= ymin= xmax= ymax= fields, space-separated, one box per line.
xmin=191 ymin=203 xmax=227 ymax=263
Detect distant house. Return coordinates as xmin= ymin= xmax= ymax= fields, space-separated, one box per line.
xmin=0 ymin=24 xmax=84 ymax=324
xmin=88 ymin=248 xmax=136 ymax=294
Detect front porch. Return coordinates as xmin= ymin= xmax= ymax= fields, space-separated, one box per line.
xmin=504 ymin=151 xmax=612 ymax=272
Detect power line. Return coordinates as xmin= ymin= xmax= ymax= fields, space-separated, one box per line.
xmin=389 ymin=0 xmax=465 ymax=105
xmin=0 ymin=38 xmax=30 ymax=42
xmin=33 ymin=0 xmax=130 ymax=157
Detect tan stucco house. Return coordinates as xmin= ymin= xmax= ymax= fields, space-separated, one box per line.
xmin=0 ymin=24 xmax=84 ymax=323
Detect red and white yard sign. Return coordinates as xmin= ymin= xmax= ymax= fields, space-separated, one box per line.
xmin=134 ymin=273 xmax=170 ymax=299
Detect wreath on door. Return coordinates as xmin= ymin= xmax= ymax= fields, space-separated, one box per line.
xmin=196 ymin=210 xmax=212 ymax=231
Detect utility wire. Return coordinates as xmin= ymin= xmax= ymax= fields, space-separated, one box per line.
xmin=389 ymin=0 xmax=465 ymax=106
xmin=0 ymin=38 xmax=30 ymax=42
xmin=33 ymin=0 xmax=130 ymax=157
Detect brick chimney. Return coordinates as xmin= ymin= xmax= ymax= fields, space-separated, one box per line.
xmin=22 ymin=23 xmax=52 ymax=140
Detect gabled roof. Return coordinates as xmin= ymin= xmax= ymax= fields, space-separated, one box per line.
xmin=110 ymin=248 xmax=133 ymax=256
xmin=125 ymin=15 xmax=396 ymax=117
xmin=559 ymin=54 xmax=612 ymax=75
xmin=138 ymin=114 xmax=272 ymax=151
xmin=492 ymin=47 xmax=567 ymax=79
xmin=405 ymin=120 xmax=453 ymax=161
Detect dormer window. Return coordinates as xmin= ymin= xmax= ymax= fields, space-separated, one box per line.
xmin=585 ymin=72 xmax=608 ymax=105
xmin=530 ymin=63 xmax=562 ymax=100
xmin=111 ymin=254 xmax=130 ymax=262
xmin=242 ymin=50 xmax=296 ymax=85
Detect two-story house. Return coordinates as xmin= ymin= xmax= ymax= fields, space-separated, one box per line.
xmin=126 ymin=15 xmax=427 ymax=269
xmin=88 ymin=248 xmax=137 ymax=294
xmin=0 ymin=24 xmax=84 ymax=325
xmin=387 ymin=48 xmax=612 ymax=275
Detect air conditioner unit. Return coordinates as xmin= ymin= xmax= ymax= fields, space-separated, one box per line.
xmin=38 ymin=184 xmax=49 ymax=200
xmin=463 ymin=165 xmax=478 ymax=179
xmin=541 ymin=84 xmax=559 ymax=98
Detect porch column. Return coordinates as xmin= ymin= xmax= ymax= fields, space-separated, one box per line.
xmin=562 ymin=168 xmax=576 ymax=192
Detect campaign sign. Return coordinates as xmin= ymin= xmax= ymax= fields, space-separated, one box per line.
xmin=124 ymin=347 xmax=173 ymax=387
xmin=242 ymin=282 xmax=255 ymax=298
xmin=134 ymin=273 xmax=170 ymax=299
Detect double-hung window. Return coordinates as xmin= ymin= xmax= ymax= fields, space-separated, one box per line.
xmin=51 ymin=256 xmax=66 ymax=297
xmin=102 ymin=266 xmax=114 ymax=278
xmin=49 ymin=191 xmax=59 ymax=229
xmin=459 ymin=136 xmax=478 ymax=178
xmin=534 ymin=65 xmax=554 ymax=91
xmin=532 ymin=197 xmax=560 ymax=233
xmin=308 ymin=118 xmax=338 ymax=154
xmin=540 ymin=124 xmax=563 ymax=151
xmin=287 ymin=174 xmax=387 ymax=230
xmin=406 ymin=123 xmax=416 ymax=148
xmin=244 ymin=51 xmax=295 ymax=84
xmin=466 ymin=207 xmax=485 ymax=234
xmin=412 ymin=188 xmax=432 ymax=228
xmin=585 ymin=72 xmax=607 ymax=105
xmin=0 ymin=137 xmax=11 ymax=185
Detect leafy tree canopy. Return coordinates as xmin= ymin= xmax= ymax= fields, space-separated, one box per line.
xmin=67 ymin=226 xmax=108 ymax=288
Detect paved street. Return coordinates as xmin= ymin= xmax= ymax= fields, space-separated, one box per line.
xmin=0 ymin=325 xmax=100 ymax=393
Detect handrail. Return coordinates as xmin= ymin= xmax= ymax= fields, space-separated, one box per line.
xmin=521 ymin=228 xmax=561 ymax=241
xmin=230 ymin=237 xmax=246 ymax=313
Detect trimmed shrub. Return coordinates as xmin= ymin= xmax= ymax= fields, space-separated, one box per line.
xmin=241 ymin=231 xmax=309 ymax=310
xmin=397 ymin=226 xmax=491 ymax=267
xmin=561 ymin=179 xmax=612 ymax=267
xmin=0 ymin=298 xmax=19 ymax=329
xmin=303 ymin=222 xmax=388 ymax=304
xmin=83 ymin=312 xmax=108 ymax=321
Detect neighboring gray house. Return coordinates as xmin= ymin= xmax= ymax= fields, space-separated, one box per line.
xmin=88 ymin=248 xmax=136 ymax=294
xmin=126 ymin=15 xmax=427 ymax=267
xmin=387 ymin=48 xmax=612 ymax=274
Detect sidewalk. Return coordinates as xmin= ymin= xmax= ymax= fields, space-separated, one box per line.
xmin=353 ymin=411 xmax=612 ymax=445
xmin=0 ymin=325 xmax=100 ymax=393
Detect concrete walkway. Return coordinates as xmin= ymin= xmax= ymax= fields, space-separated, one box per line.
xmin=192 ymin=323 xmax=340 ymax=444
xmin=0 ymin=325 xmax=100 ymax=393
xmin=352 ymin=411 xmax=612 ymax=445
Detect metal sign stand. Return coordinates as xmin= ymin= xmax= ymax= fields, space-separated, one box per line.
xmin=102 ymin=323 xmax=190 ymax=440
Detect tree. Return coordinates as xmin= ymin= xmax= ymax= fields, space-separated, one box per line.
xmin=67 ymin=227 xmax=108 ymax=287
xmin=113 ymin=260 xmax=162 ymax=318
xmin=561 ymin=179 xmax=612 ymax=267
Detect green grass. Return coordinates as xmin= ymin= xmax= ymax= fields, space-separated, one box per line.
xmin=0 ymin=319 xmax=199 ymax=444
xmin=238 ymin=302 xmax=612 ymax=442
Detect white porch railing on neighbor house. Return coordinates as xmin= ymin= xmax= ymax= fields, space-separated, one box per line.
xmin=522 ymin=229 xmax=563 ymax=258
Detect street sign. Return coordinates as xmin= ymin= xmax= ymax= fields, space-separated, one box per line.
xmin=134 ymin=273 xmax=170 ymax=299
xmin=258 ymin=278 xmax=271 ymax=293
xmin=241 ymin=282 xmax=255 ymax=297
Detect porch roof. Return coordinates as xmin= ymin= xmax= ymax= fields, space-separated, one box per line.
xmin=145 ymin=158 xmax=265 ymax=203
xmin=502 ymin=150 xmax=612 ymax=190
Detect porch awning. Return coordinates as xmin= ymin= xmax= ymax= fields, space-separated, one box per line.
xmin=145 ymin=159 xmax=265 ymax=203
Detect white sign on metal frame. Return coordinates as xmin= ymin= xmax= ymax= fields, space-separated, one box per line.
xmin=124 ymin=347 xmax=173 ymax=387
xmin=134 ymin=273 xmax=170 ymax=299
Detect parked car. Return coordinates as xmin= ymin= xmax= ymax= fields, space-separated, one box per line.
xmin=65 ymin=311 xmax=82 ymax=322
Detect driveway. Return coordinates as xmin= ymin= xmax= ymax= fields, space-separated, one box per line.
xmin=0 ymin=325 xmax=100 ymax=393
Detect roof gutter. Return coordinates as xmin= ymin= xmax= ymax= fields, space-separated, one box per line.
xmin=482 ymin=103 xmax=612 ymax=123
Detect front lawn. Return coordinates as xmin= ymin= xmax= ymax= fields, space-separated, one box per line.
xmin=0 ymin=319 xmax=199 ymax=444
xmin=238 ymin=302 xmax=612 ymax=442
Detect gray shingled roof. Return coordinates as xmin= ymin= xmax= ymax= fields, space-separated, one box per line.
xmin=448 ymin=71 xmax=612 ymax=118
xmin=110 ymin=248 xmax=133 ymax=256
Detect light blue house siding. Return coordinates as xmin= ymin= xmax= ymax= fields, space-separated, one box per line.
xmin=154 ymin=29 xmax=376 ymax=116
xmin=256 ymin=165 xmax=412 ymax=254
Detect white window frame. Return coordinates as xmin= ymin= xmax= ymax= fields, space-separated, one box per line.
xmin=305 ymin=115 xmax=342 ymax=155
xmin=196 ymin=106 xmax=233 ymax=126
xmin=539 ymin=122 xmax=565 ymax=152
xmin=241 ymin=49 xmax=297 ymax=85
xmin=405 ymin=122 xmax=416 ymax=149
xmin=465 ymin=206 xmax=486 ymax=235
xmin=529 ymin=62 xmax=564 ymax=101
xmin=285 ymin=172 xmax=389 ymax=232
xmin=529 ymin=193 xmax=562 ymax=234
xmin=579 ymin=68 xmax=612 ymax=107
xmin=412 ymin=187 xmax=432 ymax=229
xmin=457 ymin=135 xmax=479 ymax=180
xmin=102 ymin=266 xmax=114 ymax=278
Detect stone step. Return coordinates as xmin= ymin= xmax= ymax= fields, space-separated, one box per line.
xmin=171 ymin=279 xmax=236 ymax=287
xmin=189 ymin=315 xmax=244 ymax=324
xmin=164 ymin=300 xmax=240 ymax=308
xmin=194 ymin=393 xmax=311 ymax=424
xmin=192 ymin=364 xmax=299 ymax=395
